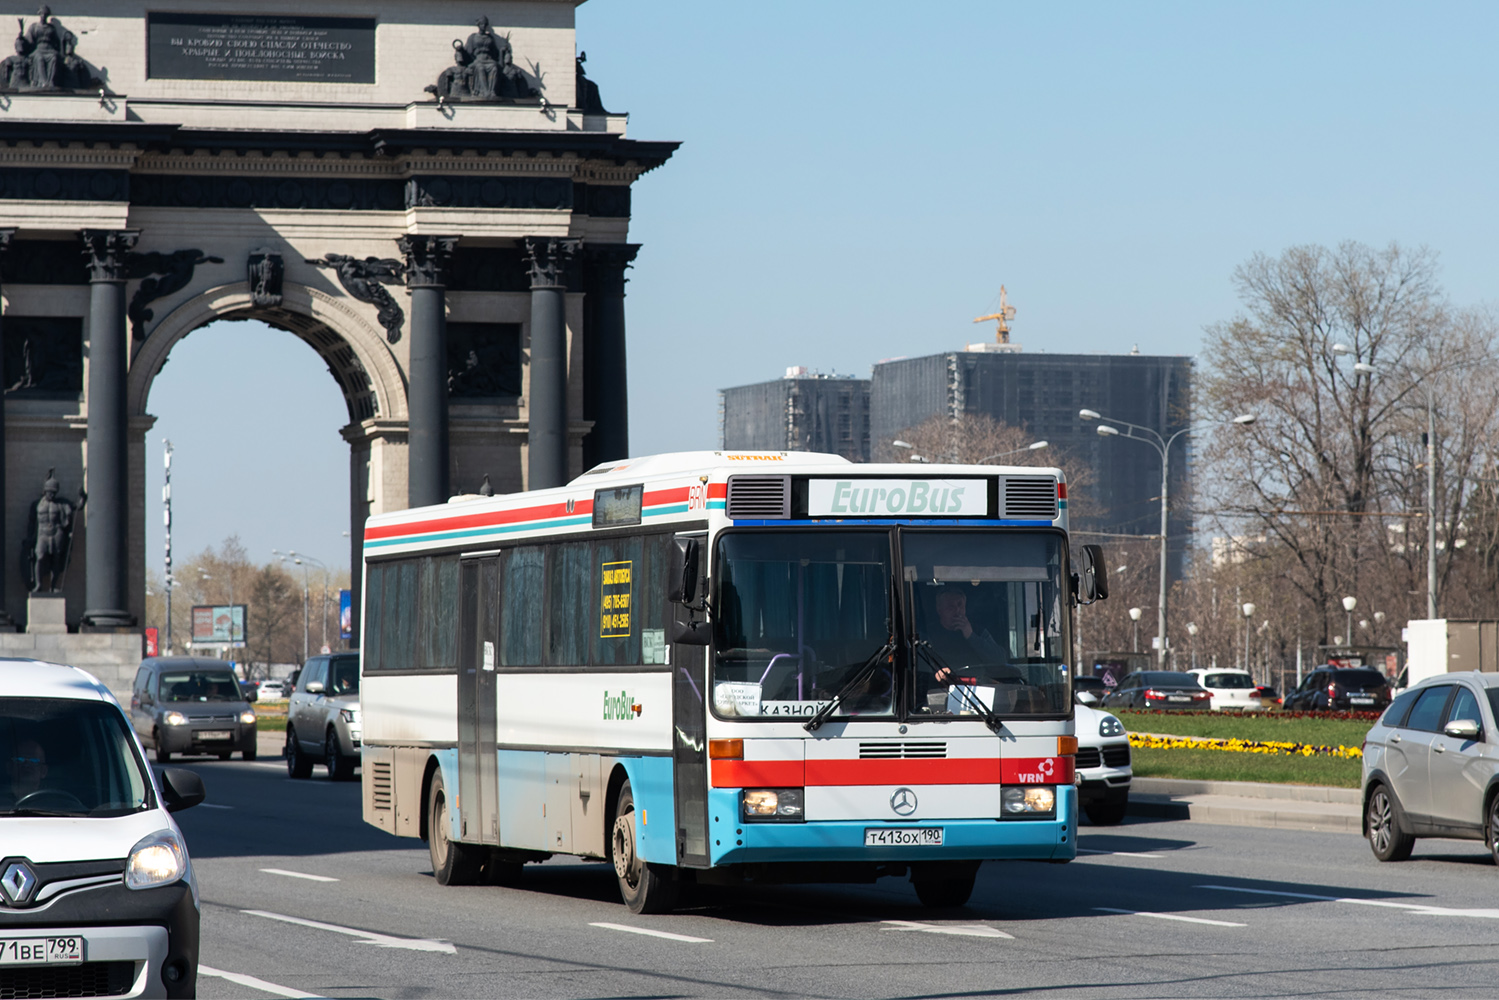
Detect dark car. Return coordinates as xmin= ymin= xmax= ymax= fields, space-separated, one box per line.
xmin=1074 ymin=675 xmax=1108 ymax=705
xmin=1100 ymin=671 xmax=1212 ymax=711
xmin=130 ymin=656 xmax=259 ymax=762
xmin=1284 ymin=666 xmax=1391 ymax=712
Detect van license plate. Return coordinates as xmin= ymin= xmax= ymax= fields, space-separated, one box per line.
xmin=864 ymin=827 xmax=943 ymax=846
xmin=0 ymin=937 xmax=84 ymax=966
xmin=198 ymin=730 xmax=232 ymax=740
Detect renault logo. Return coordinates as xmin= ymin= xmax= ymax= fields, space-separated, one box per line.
xmin=890 ymin=788 xmax=918 ymax=816
xmin=0 ymin=861 xmax=37 ymax=906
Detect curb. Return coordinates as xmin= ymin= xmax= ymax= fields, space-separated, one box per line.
xmin=1125 ymin=778 xmax=1362 ymax=834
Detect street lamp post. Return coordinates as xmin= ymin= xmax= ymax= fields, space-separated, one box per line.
xmin=890 ymin=440 xmax=927 ymax=464
xmin=1128 ymin=606 xmax=1142 ymax=652
xmin=1241 ymin=602 xmax=1256 ymax=673
xmin=1186 ymin=621 xmax=1199 ymax=670
xmin=276 ymin=550 xmax=333 ymax=660
xmin=1343 ymin=596 xmax=1357 ymax=648
xmin=1081 ymin=407 xmax=1257 ymax=664
xmin=977 ymin=441 xmax=1048 ymax=463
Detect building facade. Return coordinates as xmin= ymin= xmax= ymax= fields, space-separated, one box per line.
xmin=719 ymin=368 xmax=870 ymax=462
xmin=872 ymin=348 xmax=1194 ymax=579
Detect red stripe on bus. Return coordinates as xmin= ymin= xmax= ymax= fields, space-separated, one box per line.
xmin=711 ymin=756 xmax=1073 ymax=788
xmin=643 ymin=486 xmax=689 ymax=505
xmin=364 ymin=499 xmax=596 ymax=541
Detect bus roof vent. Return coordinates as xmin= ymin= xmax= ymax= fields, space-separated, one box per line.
xmin=727 ymin=475 xmax=791 ymax=519
xmin=1002 ymin=477 xmax=1058 ymax=519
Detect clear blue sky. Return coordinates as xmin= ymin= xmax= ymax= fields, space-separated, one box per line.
xmin=147 ymin=1 xmax=1499 ymax=572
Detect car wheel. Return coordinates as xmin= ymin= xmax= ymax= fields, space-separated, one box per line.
xmin=611 ymin=779 xmax=678 ymax=914
xmin=427 ymin=771 xmax=483 ymax=886
xmin=326 ymin=728 xmax=356 ymax=782
xmin=217 ymin=752 xmax=232 ymax=761
xmin=1086 ymin=799 xmax=1129 ymax=825
xmin=243 ymin=747 xmax=257 ymax=762
xmin=153 ymin=731 xmax=171 ymax=764
xmin=286 ymin=727 xmax=312 ymax=779
xmin=1487 ymin=795 xmax=1499 ymax=867
xmin=1367 ymin=784 xmax=1414 ymax=862
xmin=911 ymin=861 xmax=979 ymax=907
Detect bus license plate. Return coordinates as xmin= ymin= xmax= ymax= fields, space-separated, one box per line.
xmin=864 ymin=827 xmax=943 ymax=847
xmin=198 ymin=730 xmax=232 ymax=740
xmin=0 ymin=937 xmax=84 ymax=966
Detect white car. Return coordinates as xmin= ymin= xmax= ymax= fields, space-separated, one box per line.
xmin=1186 ymin=669 xmax=1269 ymax=712
xmin=1074 ymin=703 xmax=1132 ymax=824
xmin=256 ymin=679 xmax=287 ymax=700
xmin=0 ymin=658 xmax=205 ymax=997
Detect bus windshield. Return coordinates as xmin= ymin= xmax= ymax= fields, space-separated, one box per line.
xmin=710 ymin=528 xmax=1070 ymax=720
xmin=713 ymin=531 xmax=893 ymax=720
xmin=904 ymin=531 xmax=1069 ymax=716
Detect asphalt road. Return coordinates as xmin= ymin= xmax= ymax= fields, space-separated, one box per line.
xmin=168 ymin=751 xmax=1499 ymax=999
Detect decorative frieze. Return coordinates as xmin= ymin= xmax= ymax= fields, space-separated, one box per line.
xmin=0 ymin=167 xmax=129 ymax=202
xmin=306 ymin=254 xmax=405 ymax=343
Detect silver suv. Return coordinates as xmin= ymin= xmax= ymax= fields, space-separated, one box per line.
xmin=1362 ymin=671 xmax=1499 ymax=864
xmin=284 ymin=653 xmax=361 ymax=781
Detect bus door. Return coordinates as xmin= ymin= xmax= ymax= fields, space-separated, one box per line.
xmin=672 ymin=532 xmax=710 ymax=867
xmin=458 ymin=556 xmax=500 ymax=844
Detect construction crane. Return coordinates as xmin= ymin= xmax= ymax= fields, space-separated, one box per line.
xmin=973 ymin=285 xmax=1016 ymax=344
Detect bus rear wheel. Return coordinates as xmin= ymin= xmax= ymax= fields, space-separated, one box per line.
xmin=611 ymin=780 xmax=677 ymax=914
xmin=911 ymin=861 xmax=980 ymax=908
xmin=428 ymin=771 xmax=483 ymax=885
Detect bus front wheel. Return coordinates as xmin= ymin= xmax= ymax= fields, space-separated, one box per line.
xmin=428 ymin=771 xmax=484 ymax=886
xmin=911 ymin=861 xmax=979 ymax=908
xmin=611 ymin=780 xmax=678 ymax=914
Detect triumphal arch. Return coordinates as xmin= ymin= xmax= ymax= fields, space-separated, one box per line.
xmin=0 ymin=2 xmax=676 ymax=690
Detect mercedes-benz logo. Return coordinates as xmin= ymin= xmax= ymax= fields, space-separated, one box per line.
xmin=890 ymin=788 xmax=918 ymax=816
xmin=0 ymin=861 xmax=37 ymax=906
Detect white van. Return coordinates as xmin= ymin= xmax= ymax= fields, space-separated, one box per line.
xmin=0 ymin=659 xmax=204 ymax=998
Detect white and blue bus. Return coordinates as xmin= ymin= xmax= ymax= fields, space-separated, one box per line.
xmin=358 ymin=451 xmax=1108 ymax=912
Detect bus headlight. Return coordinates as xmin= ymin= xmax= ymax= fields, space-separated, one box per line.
xmin=741 ymin=788 xmax=804 ymax=821
xmin=163 ymin=711 xmax=187 ymax=726
xmin=1002 ymin=786 xmax=1056 ymax=816
xmin=1098 ymin=715 xmax=1125 ymax=738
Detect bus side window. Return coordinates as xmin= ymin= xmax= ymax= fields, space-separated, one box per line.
xmin=594 ymin=536 xmax=642 ymax=666
xmin=501 ymin=546 xmax=544 ymax=666
xmin=547 ymin=541 xmax=592 ymax=666
xmin=421 ymin=555 xmax=460 ymax=669
xmin=364 ymin=563 xmax=385 ymax=670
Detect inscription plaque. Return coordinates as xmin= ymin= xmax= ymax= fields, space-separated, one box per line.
xmin=147 ymin=13 xmax=376 ymax=84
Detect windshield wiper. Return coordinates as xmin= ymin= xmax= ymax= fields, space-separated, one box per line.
xmin=912 ymin=640 xmax=1003 ymax=734
xmin=804 ymin=640 xmax=896 ymax=733
xmin=6 ymin=807 xmax=87 ymax=817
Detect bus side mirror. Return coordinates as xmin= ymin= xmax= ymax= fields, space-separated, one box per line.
xmin=669 ymin=537 xmax=700 ymax=604
xmin=1076 ymin=544 xmax=1108 ymax=603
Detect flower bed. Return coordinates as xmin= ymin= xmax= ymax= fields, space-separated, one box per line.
xmin=1120 ymin=708 xmax=1381 ymax=722
xmin=1129 ymin=732 xmax=1363 ymax=759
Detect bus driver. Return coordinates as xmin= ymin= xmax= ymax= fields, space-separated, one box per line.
xmin=927 ymin=587 xmax=1020 ymax=685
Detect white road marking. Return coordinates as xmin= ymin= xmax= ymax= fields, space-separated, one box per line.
xmin=1093 ymin=906 xmax=1246 ymax=927
xmin=1077 ymin=848 xmax=1164 ymax=858
xmin=1198 ymin=884 xmax=1499 ymax=919
xmin=589 ymin=922 xmax=713 ymax=943
xmin=243 ymin=909 xmax=456 ymax=952
xmin=260 ymin=868 xmax=339 ymax=882
xmin=881 ymin=919 xmax=1014 ymax=939
xmin=199 ymin=965 xmax=328 ymax=999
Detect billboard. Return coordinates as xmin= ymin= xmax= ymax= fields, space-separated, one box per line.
xmin=339 ymin=589 xmax=352 ymax=640
xmin=191 ymin=604 xmax=246 ymax=645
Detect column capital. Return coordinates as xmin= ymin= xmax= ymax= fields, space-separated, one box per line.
xmin=524 ymin=236 xmax=580 ymax=290
xmin=80 ymin=230 xmax=140 ymax=282
xmin=0 ymin=229 xmax=15 ymax=256
xmin=398 ymin=235 xmax=458 ymax=288
xmin=586 ymin=243 xmax=640 ymax=296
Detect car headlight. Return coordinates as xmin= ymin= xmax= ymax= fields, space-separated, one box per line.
xmin=1002 ymin=786 xmax=1056 ymax=816
xmin=125 ymin=831 xmax=188 ymax=890
xmin=163 ymin=711 xmax=187 ymax=726
xmin=741 ymin=788 xmax=804 ymax=821
xmin=239 ymin=710 xmax=257 ymax=725
xmin=1098 ymin=714 xmax=1125 ymax=738
xmin=339 ymin=708 xmax=359 ymax=725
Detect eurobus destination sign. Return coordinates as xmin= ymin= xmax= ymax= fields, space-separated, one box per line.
xmin=807 ymin=479 xmax=989 ymax=517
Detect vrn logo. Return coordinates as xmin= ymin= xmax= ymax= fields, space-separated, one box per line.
xmin=1015 ymin=758 xmax=1056 ymax=783
xmin=603 ymin=689 xmax=641 ymax=721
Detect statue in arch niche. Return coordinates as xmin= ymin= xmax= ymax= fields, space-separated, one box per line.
xmin=22 ymin=468 xmax=85 ymax=593
xmin=425 ymin=15 xmax=538 ymax=103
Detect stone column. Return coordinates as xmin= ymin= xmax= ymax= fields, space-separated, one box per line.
xmin=81 ymin=229 xmax=139 ymax=629
xmin=399 ymin=235 xmax=457 ymax=509
xmin=583 ymin=244 xmax=640 ymax=466
xmin=525 ymin=237 xmax=579 ymax=491
xmin=0 ymin=230 xmax=17 ymax=629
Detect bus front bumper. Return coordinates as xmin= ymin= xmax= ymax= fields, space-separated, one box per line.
xmin=707 ymin=785 xmax=1076 ymax=865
